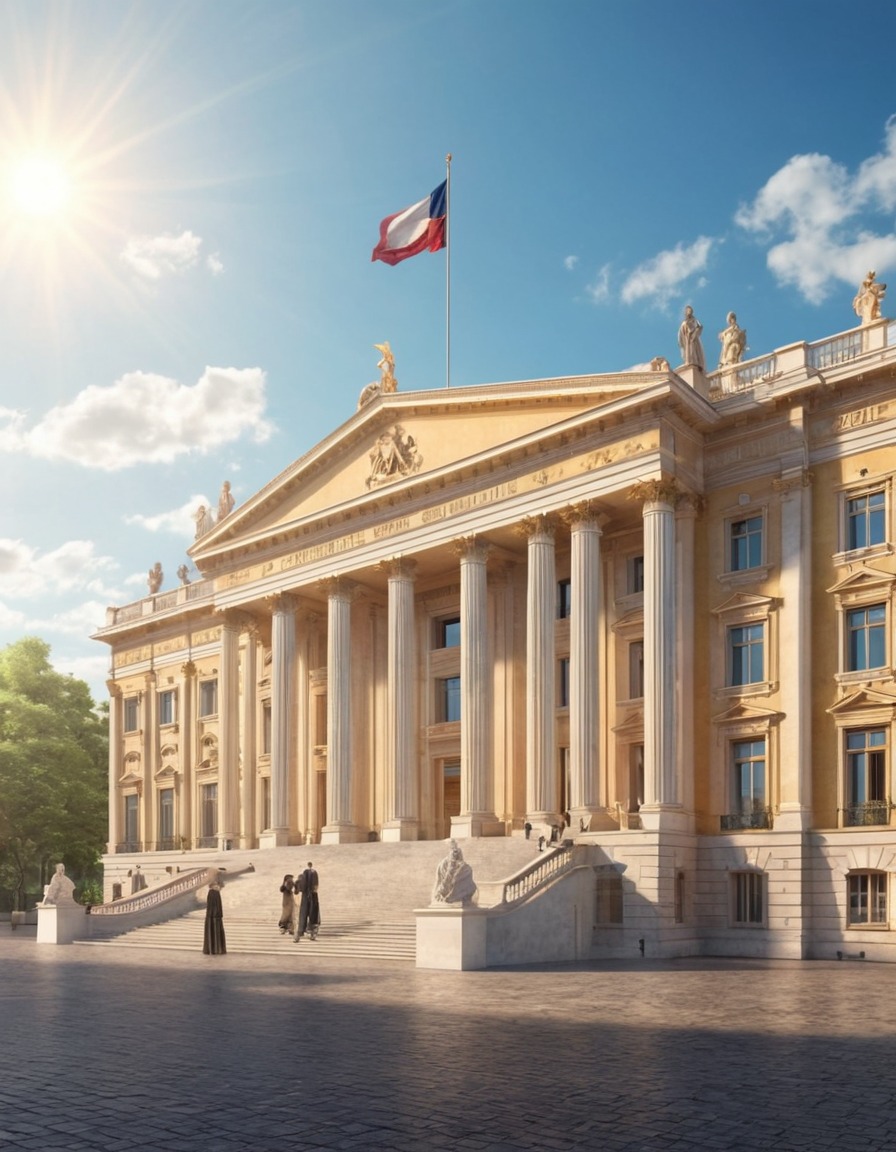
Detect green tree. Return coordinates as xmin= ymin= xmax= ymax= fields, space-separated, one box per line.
xmin=0 ymin=637 xmax=108 ymax=910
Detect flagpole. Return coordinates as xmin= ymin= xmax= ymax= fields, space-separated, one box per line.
xmin=445 ymin=152 xmax=452 ymax=389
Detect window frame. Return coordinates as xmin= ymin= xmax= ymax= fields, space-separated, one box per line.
xmin=838 ymin=481 xmax=890 ymax=561
xmin=843 ymin=727 xmax=889 ymax=827
xmin=437 ymin=616 xmax=461 ymax=649
xmin=198 ymin=678 xmax=218 ymax=719
xmin=845 ymin=602 xmax=887 ymax=673
xmin=123 ymin=695 xmax=140 ymax=733
xmin=731 ymin=870 xmax=765 ymax=928
xmin=728 ymin=621 xmax=765 ymax=688
xmin=847 ymin=870 xmax=888 ymax=928
xmin=557 ymin=578 xmax=572 ymax=620
xmin=439 ymin=675 xmax=461 ymax=724
xmin=729 ymin=512 xmax=764 ymax=573
xmin=158 ymin=688 xmax=177 ymax=727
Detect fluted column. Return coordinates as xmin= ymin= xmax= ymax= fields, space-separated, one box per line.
xmin=218 ymin=612 xmax=242 ymax=850
xmin=107 ymin=684 xmax=122 ymax=854
xmin=676 ymin=496 xmax=698 ymax=825
xmin=322 ymin=578 xmax=361 ymax=843
xmin=239 ymin=626 xmax=258 ymax=848
xmin=454 ymin=537 xmax=498 ymax=838
xmin=524 ymin=516 xmax=558 ymax=827
xmin=180 ymin=660 xmax=195 ymax=848
xmin=142 ymin=671 xmax=156 ymax=850
xmin=566 ymin=505 xmax=609 ymax=830
xmin=381 ymin=559 xmax=418 ymax=841
xmin=633 ymin=480 xmax=682 ymax=831
xmin=267 ymin=594 xmax=295 ymax=847
xmin=295 ymin=612 xmax=314 ymax=845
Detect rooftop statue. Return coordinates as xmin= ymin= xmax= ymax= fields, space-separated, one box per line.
xmin=853 ymin=270 xmax=886 ymax=325
xmin=217 ymin=480 xmax=235 ymax=520
xmin=148 ymin=561 xmax=163 ymax=594
xmin=358 ymin=341 xmax=399 ymax=409
xmin=718 ymin=311 xmax=747 ymax=367
xmin=193 ymin=503 xmax=213 ymax=539
xmin=677 ymin=305 xmax=705 ymax=369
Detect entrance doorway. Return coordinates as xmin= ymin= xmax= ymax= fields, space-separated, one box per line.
xmin=442 ymin=758 xmax=460 ymax=838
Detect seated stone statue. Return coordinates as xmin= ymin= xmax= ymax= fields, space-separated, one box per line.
xmin=431 ymin=839 xmax=477 ymax=905
xmin=42 ymin=863 xmax=77 ymax=905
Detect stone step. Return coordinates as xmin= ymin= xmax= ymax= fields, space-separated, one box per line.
xmin=84 ymin=911 xmax=417 ymax=961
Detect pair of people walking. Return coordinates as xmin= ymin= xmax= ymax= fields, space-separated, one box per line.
xmin=293 ymin=861 xmax=320 ymax=942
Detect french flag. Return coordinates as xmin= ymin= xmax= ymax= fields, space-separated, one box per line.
xmin=371 ymin=180 xmax=447 ymax=265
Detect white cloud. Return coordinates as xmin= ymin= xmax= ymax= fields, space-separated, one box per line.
xmin=4 ymin=367 xmax=273 ymax=471
xmin=621 ymin=237 xmax=714 ymax=307
xmin=121 ymin=229 xmax=204 ymax=279
xmin=0 ymin=538 xmax=120 ymax=600
xmin=207 ymin=252 xmax=224 ymax=275
xmin=28 ymin=600 xmax=112 ymax=637
xmin=585 ymin=263 xmax=611 ymax=303
xmin=564 ymin=255 xmax=579 ymax=271
xmin=125 ymin=493 xmax=212 ymax=535
xmin=735 ymin=118 xmax=896 ymax=303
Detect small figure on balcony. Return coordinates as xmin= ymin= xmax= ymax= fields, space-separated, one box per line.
xmin=718 ymin=312 xmax=747 ymax=367
xmin=853 ymin=270 xmax=886 ymax=325
xmin=677 ymin=305 xmax=705 ymax=369
xmin=148 ymin=562 xmax=163 ymax=594
xmin=431 ymin=839 xmax=477 ymax=905
xmin=177 ymin=563 xmax=191 ymax=585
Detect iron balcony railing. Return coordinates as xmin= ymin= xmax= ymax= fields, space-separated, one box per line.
xmin=841 ymin=800 xmax=893 ymax=827
xmin=720 ymin=808 xmax=773 ymax=832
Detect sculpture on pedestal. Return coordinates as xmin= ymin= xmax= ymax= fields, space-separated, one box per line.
xmin=41 ymin=863 xmax=77 ymax=905
xmin=718 ymin=311 xmax=747 ymax=366
xmin=853 ymin=270 xmax=886 ymax=325
xmin=677 ymin=305 xmax=705 ymax=369
xmin=431 ymin=839 xmax=477 ymax=905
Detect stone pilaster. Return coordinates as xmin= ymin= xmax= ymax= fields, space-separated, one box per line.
xmin=179 ymin=660 xmax=196 ymax=848
xmin=239 ymin=624 xmax=258 ymax=849
xmin=265 ymin=595 xmax=295 ymax=847
xmin=218 ymin=612 xmax=243 ymax=851
xmin=321 ymin=578 xmax=363 ymax=843
xmin=142 ymin=670 xmax=156 ymax=850
xmin=106 ymin=683 xmax=121 ymax=854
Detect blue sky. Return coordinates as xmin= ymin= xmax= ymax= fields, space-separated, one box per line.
xmin=2 ymin=0 xmax=895 ymax=701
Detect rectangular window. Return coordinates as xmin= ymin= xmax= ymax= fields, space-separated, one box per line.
xmin=847 ymin=490 xmax=886 ymax=550
xmin=199 ymin=678 xmax=218 ymax=718
xmin=200 ymin=782 xmax=218 ymax=845
xmin=557 ymin=579 xmax=571 ymax=619
xmin=262 ymin=701 xmax=272 ymax=755
xmin=123 ymin=794 xmax=139 ymax=850
xmin=846 ymin=604 xmax=886 ymax=671
xmin=558 ymin=657 xmax=570 ymax=707
xmin=629 ymin=640 xmax=644 ymax=699
xmin=438 ymin=616 xmax=461 ymax=648
xmin=730 ymin=515 xmax=763 ymax=571
xmin=440 ymin=676 xmax=461 ymax=723
xmin=845 ymin=728 xmax=888 ymax=826
xmin=734 ymin=737 xmax=766 ymax=814
xmin=262 ymin=776 xmax=272 ymax=831
xmin=848 ymin=872 xmax=887 ymax=926
xmin=729 ymin=623 xmax=764 ymax=686
xmin=732 ymin=872 xmax=764 ymax=925
xmin=629 ymin=555 xmax=644 ymax=595
xmin=158 ymin=689 xmax=176 ymax=727
xmin=158 ymin=788 xmax=175 ymax=848
xmin=123 ymin=696 xmax=139 ymax=733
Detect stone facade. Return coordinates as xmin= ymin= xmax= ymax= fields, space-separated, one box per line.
xmin=94 ymin=314 xmax=896 ymax=960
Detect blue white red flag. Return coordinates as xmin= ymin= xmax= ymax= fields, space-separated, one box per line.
xmin=371 ymin=180 xmax=447 ymax=265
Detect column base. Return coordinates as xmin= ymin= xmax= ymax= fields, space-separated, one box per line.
xmin=380 ymin=819 xmax=419 ymax=843
xmin=259 ymin=828 xmax=291 ymax=849
xmin=320 ymin=823 xmax=367 ymax=845
xmin=450 ymin=812 xmax=504 ymax=839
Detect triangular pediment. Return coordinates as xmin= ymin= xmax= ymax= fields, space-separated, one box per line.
xmin=828 ymin=686 xmax=896 ymax=716
xmin=712 ymin=701 xmax=783 ymax=726
xmin=711 ymin=592 xmax=777 ymax=617
xmin=826 ymin=563 xmax=896 ymax=596
xmin=612 ymin=709 xmax=644 ymax=738
xmin=191 ymin=371 xmax=688 ymax=566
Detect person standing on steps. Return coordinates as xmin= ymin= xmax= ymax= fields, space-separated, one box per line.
xmin=203 ymin=877 xmax=226 ymax=955
xmin=293 ymin=861 xmax=320 ymax=942
xmin=278 ymin=874 xmax=296 ymax=936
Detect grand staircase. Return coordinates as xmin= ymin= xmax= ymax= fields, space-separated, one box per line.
xmin=84 ymin=838 xmax=541 ymax=962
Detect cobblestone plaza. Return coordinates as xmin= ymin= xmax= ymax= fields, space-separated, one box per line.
xmin=2 ymin=935 xmax=894 ymax=1151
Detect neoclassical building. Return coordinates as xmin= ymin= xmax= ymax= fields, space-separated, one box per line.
xmin=95 ymin=301 xmax=896 ymax=959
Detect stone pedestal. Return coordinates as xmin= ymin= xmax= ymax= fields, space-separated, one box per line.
xmin=415 ymin=905 xmax=487 ymax=970
xmin=36 ymin=903 xmax=86 ymax=945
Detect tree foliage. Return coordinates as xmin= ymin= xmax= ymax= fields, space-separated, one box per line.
xmin=0 ymin=638 xmax=108 ymax=910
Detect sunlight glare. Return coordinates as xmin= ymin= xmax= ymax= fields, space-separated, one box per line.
xmin=10 ymin=155 xmax=72 ymax=217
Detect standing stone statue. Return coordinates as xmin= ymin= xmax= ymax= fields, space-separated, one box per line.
xmin=677 ymin=305 xmax=705 ymax=369
xmin=431 ymin=839 xmax=477 ymax=905
xmin=718 ymin=311 xmax=747 ymax=366
xmin=148 ymin=562 xmax=163 ymax=594
xmin=853 ymin=270 xmax=886 ymax=325
xmin=217 ymin=480 xmax=235 ymax=520
xmin=193 ymin=504 xmax=213 ymax=539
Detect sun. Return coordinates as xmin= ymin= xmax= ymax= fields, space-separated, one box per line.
xmin=10 ymin=154 xmax=73 ymax=217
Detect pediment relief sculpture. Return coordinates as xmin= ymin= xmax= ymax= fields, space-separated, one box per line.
xmin=365 ymin=424 xmax=423 ymax=489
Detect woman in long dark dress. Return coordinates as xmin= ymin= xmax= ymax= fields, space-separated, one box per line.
xmin=203 ymin=880 xmax=226 ymax=955
xmin=278 ymin=874 xmax=296 ymax=935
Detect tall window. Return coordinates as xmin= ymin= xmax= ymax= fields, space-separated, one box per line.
xmin=729 ymin=623 xmax=764 ymax=686
xmin=723 ymin=738 xmax=769 ymax=830
xmin=846 ymin=605 xmax=886 ymax=671
xmin=557 ymin=579 xmax=572 ymax=619
xmin=845 ymin=728 xmax=888 ymax=826
xmin=158 ymin=689 xmax=176 ymax=727
xmin=438 ymin=617 xmax=461 ymax=648
xmin=158 ymin=788 xmax=175 ymax=848
xmin=199 ymin=678 xmax=218 ymax=717
xmin=558 ymin=657 xmax=570 ymax=707
xmin=440 ymin=676 xmax=461 ymax=723
xmin=262 ymin=701 xmax=272 ymax=755
xmin=847 ymin=490 xmax=885 ymax=550
xmin=629 ymin=555 xmax=644 ymax=595
xmin=732 ymin=871 xmax=764 ymax=925
xmin=629 ymin=640 xmax=644 ymax=699
xmin=730 ymin=515 xmax=763 ymax=571
xmin=262 ymin=776 xmax=272 ymax=831
xmin=200 ymin=783 xmax=218 ymax=845
xmin=123 ymin=794 xmax=139 ymax=850
xmin=848 ymin=872 xmax=887 ymax=926
xmin=123 ymin=696 xmax=139 ymax=732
